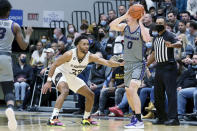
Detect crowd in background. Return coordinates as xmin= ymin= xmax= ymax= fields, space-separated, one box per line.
xmin=12 ymin=0 xmax=197 ymax=121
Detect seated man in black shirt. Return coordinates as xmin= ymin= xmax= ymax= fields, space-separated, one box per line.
xmin=92 ymin=59 xmax=125 ymax=116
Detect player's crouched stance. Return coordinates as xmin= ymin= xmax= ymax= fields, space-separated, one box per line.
xmin=42 ymin=35 xmax=124 ymax=126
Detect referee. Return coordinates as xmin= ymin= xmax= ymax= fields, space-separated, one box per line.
xmin=147 ymin=17 xmax=182 ymax=125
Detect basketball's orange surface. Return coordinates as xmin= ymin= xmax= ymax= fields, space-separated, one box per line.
xmin=128 ymin=4 xmax=145 ymax=19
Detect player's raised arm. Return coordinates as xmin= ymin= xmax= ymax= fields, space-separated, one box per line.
xmin=89 ymin=53 xmax=124 ymax=67
xmin=109 ymin=11 xmax=127 ymax=32
xmin=13 ymin=23 xmax=33 ymax=50
xmin=139 ymin=15 xmax=151 ymax=43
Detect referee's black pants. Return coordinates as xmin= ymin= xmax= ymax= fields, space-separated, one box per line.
xmin=154 ymin=62 xmax=178 ymax=120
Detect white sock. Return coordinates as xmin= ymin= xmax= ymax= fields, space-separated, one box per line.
xmin=83 ymin=111 xmax=90 ymax=119
xmin=50 ymin=108 xmax=60 ymax=120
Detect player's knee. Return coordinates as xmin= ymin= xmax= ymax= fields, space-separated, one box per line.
xmin=61 ymin=87 xmax=69 ymax=96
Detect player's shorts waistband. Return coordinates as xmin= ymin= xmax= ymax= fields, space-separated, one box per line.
xmin=0 ymin=52 xmax=11 ymax=56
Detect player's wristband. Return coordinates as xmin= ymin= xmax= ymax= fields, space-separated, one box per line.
xmin=47 ymin=77 xmax=52 ymax=82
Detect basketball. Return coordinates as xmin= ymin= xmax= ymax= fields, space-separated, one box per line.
xmin=128 ymin=4 xmax=145 ymax=19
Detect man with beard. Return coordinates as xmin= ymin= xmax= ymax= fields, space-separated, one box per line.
xmin=42 ymin=35 xmax=124 ymax=126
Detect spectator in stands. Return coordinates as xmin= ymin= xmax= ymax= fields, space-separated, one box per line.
xmin=187 ymin=0 xmax=197 ymax=17
xmin=176 ymin=20 xmax=190 ymax=36
xmin=118 ymin=5 xmax=127 ymax=16
xmin=143 ymin=13 xmax=153 ymax=28
xmin=108 ymin=10 xmax=117 ymax=23
xmin=80 ymin=20 xmax=89 ymax=35
xmin=161 ymin=0 xmax=178 ymax=16
xmin=66 ymin=34 xmax=75 ymax=48
xmin=98 ymin=28 xmax=109 ymax=59
xmin=55 ymin=41 xmax=67 ymax=58
xmin=174 ymin=34 xmax=189 ymax=60
xmin=187 ymin=21 xmax=197 ymax=46
xmin=105 ymin=31 xmax=116 ymax=58
xmin=92 ymin=58 xmax=125 ymax=116
xmin=149 ymin=7 xmax=156 ymax=21
xmin=87 ymin=35 xmax=101 ymax=54
xmin=53 ymin=28 xmax=67 ymax=44
xmin=98 ymin=14 xmax=109 ymax=31
xmin=40 ymin=48 xmax=55 ymax=75
xmin=40 ymin=35 xmax=50 ymax=48
xmin=156 ymin=7 xmax=165 ymax=17
xmin=51 ymin=42 xmax=58 ymax=54
xmin=166 ymin=22 xmax=175 ymax=33
xmin=167 ymin=11 xmax=179 ymax=33
xmin=67 ymin=24 xmax=78 ymax=37
xmin=31 ymin=42 xmax=47 ymax=68
xmin=88 ymin=52 xmax=112 ymax=113
xmin=177 ymin=53 xmax=197 ymax=119
xmin=181 ymin=11 xmax=191 ymax=22
xmin=13 ymin=54 xmax=33 ymax=107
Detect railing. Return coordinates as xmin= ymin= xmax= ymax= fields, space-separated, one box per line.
xmin=71 ymin=11 xmax=91 ymax=32
xmin=93 ymin=1 xmax=113 ymax=23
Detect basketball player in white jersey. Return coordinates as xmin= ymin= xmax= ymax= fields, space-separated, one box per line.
xmin=109 ymin=5 xmax=151 ymax=129
xmin=0 ymin=0 xmax=33 ymax=130
xmin=42 ymin=35 xmax=124 ymax=126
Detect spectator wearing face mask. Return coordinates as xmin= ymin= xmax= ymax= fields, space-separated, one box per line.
xmin=66 ymin=34 xmax=74 ymax=49
xmin=13 ymin=54 xmax=33 ymax=107
xmin=105 ymin=31 xmax=116 ymax=58
xmin=98 ymin=14 xmax=109 ymax=31
xmin=53 ymin=28 xmax=67 ymax=45
xmin=40 ymin=35 xmax=50 ymax=49
xmin=87 ymin=35 xmax=101 ymax=54
xmin=98 ymin=27 xmax=109 ymax=59
xmin=80 ymin=20 xmax=89 ymax=35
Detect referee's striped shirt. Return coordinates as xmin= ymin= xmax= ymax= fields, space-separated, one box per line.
xmin=152 ymin=31 xmax=178 ymax=63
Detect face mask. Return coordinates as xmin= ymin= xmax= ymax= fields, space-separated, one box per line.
xmin=109 ymin=32 xmax=114 ymax=38
xmin=20 ymin=58 xmax=26 ymax=64
xmin=145 ymin=42 xmax=152 ymax=48
xmin=69 ymin=28 xmax=74 ymax=33
xmin=100 ymin=20 xmax=107 ymax=26
xmin=156 ymin=24 xmax=165 ymax=32
xmin=192 ymin=65 xmax=197 ymax=69
xmin=67 ymin=39 xmax=72 ymax=44
xmin=99 ymin=32 xmax=105 ymax=38
xmin=41 ymin=39 xmax=47 ymax=43
xmin=152 ymin=31 xmax=158 ymax=37
xmin=88 ymin=39 xmax=93 ymax=45
xmin=53 ymin=34 xmax=57 ymax=39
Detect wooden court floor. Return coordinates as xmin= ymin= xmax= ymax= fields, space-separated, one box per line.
xmin=0 ymin=111 xmax=196 ymax=131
